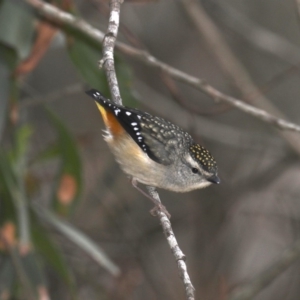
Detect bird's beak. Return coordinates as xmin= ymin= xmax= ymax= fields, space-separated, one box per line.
xmin=207 ymin=174 xmax=220 ymax=184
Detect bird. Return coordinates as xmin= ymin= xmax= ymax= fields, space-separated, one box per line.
xmin=86 ymin=89 xmax=220 ymax=215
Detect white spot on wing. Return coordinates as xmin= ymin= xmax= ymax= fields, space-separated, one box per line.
xmin=131 ymin=122 xmax=137 ymax=126
xmin=126 ymin=111 xmax=131 ymax=116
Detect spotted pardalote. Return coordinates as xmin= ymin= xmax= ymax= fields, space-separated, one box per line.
xmin=86 ymin=89 xmax=220 ymax=192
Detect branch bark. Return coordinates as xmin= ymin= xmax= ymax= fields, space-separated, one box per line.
xmin=25 ymin=0 xmax=300 ymax=145
xmin=180 ymin=0 xmax=300 ymax=156
xmin=102 ymin=2 xmax=195 ymax=298
xmin=101 ymin=0 xmax=122 ymax=105
xmin=100 ymin=1 xmax=196 ymax=298
xmin=216 ymin=3 xmax=300 ymax=65
xmin=26 ymin=0 xmax=195 ymax=300
xmin=146 ymin=187 xmax=195 ymax=300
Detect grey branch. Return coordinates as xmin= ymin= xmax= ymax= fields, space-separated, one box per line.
xmin=25 ymin=0 xmax=300 ymax=139
xmin=22 ymin=2 xmax=300 ymax=299
xmin=180 ymin=0 xmax=300 ymax=156
xmin=228 ymin=239 xmax=300 ymax=300
xmin=146 ymin=187 xmax=195 ymax=300
xmin=102 ymin=2 xmax=195 ymax=298
xmin=101 ymin=0 xmax=122 ymax=105
xmin=216 ymin=2 xmax=300 ymax=65
xmin=27 ymin=0 xmax=195 ymax=300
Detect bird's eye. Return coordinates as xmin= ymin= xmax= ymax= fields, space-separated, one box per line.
xmin=192 ymin=168 xmax=199 ymax=174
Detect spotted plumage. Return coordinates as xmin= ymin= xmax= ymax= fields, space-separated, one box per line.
xmin=189 ymin=144 xmax=217 ymax=172
xmin=86 ymin=89 xmax=220 ymax=192
xmin=86 ymin=89 xmax=159 ymax=162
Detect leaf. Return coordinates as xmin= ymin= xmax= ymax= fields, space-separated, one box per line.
xmin=0 ymin=126 xmax=32 ymax=248
xmin=0 ymin=43 xmax=17 ymax=71
xmin=0 ymin=0 xmax=35 ymax=131
xmin=30 ymin=144 xmax=60 ymax=165
xmin=0 ymin=125 xmax=32 ymax=205
xmin=67 ymin=35 xmax=109 ymax=93
xmin=0 ymin=151 xmax=17 ymax=227
xmin=0 ymin=151 xmax=20 ymax=211
xmin=46 ymin=109 xmax=82 ymax=216
xmin=9 ymin=125 xmax=32 ymax=173
xmin=0 ymin=257 xmax=16 ymax=299
xmin=56 ymin=174 xmax=77 ymax=206
xmin=22 ymin=252 xmax=46 ymax=288
xmin=31 ymin=222 xmax=76 ymax=293
xmin=115 ymin=56 xmax=137 ymax=107
xmin=66 ymin=29 xmax=138 ymax=107
xmin=0 ymin=221 xmax=17 ymax=251
xmin=0 ymin=45 xmax=17 ymax=140
xmin=0 ymin=62 xmax=9 ymax=138
xmin=14 ymin=21 xmax=57 ymax=76
xmin=33 ymin=204 xmax=121 ymax=277
xmin=0 ymin=0 xmax=35 ymax=60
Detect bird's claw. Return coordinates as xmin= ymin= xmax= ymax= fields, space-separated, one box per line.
xmin=150 ymin=203 xmax=171 ymax=219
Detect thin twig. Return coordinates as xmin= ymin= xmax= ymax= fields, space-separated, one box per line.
xmin=161 ymin=71 xmax=232 ymax=116
xmin=100 ymin=1 xmax=195 ymax=299
xmin=101 ymin=0 xmax=122 ymax=104
xmin=180 ymin=0 xmax=300 ymax=156
xmin=228 ymin=239 xmax=300 ymax=300
xmin=25 ymin=0 xmax=300 ymax=139
xmin=146 ymin=187 xmax=195 ymax=300
xmin=216 ymin=2 xmax=300 ymax=65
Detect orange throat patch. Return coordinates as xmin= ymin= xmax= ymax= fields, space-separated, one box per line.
xmin=96 ymin=102 xmax=124 ymax=136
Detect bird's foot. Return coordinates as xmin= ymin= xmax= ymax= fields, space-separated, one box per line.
xmin=131 ymin=178 xmax=171 ymax=219
xmin=150 ymin=203 xmax=171 ymax=219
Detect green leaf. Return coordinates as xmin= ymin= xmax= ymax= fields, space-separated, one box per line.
xmin=22 ymin=252 xmax=46 ymax=288
xmin=0 ymin=0 xmax=35 ymax=60
xmin=115 ymin=56 xmax=137 ymax=107
xmin=46 ymin=109 xmax=82 ymax=216
xmin=31 ymin=221 xmax=75 ymax=291
xmin=0 ymin=43 xmax=18 ymax=70
xmin=0 ymin=152 xmax=16 ymax=223
xmin=30 ymin=144 xmax=60 ymax=166
xmin=0 ymin=45 xmax=17 ymax=141
xmin=0 ymin=126 xmax=32 ymax=246
xmin=67 ymin=35 xmax=109 ymax=93
xmin=0 ymin=126 xmax=33 ymax=187
xmin=9 ymin=125 xmax=33 ymax=173
xmin=0 ymin=257 xmax=16 ymax=298
xmin=0 ymin=151 xmax=20 ymax=212
xmin=66 ymin=29 xmax=138 ymax=107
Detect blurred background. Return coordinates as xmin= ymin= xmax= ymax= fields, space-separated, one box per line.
xmin=1 ymin=0 xmax=300 ymax=299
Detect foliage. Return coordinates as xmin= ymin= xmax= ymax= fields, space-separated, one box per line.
xmin=0 ymin=0 xmax=124 ymax=298
xmin=0 ymin=123 xmax=76 ymax=299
